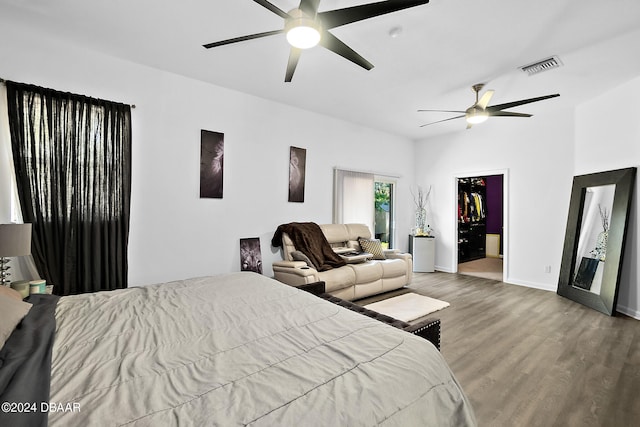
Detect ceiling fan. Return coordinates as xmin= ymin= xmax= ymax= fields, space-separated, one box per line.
xmin=203 ymin=0 xmax=430 ymax=82
xmin=419 ymin=84 xmax=560 ymax=129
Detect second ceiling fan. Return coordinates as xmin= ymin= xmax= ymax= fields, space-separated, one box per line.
xmin=203 ymin=0 xmax=430 ymax=82
xmin=419 ymin=84 xmax=560 ymax=129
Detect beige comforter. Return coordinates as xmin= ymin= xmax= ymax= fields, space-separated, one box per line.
xmin=49 ymin=273 xmax=475 ymax=426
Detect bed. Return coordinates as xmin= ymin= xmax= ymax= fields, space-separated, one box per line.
xmin=1 ymin=272 xmax=475 ymax=426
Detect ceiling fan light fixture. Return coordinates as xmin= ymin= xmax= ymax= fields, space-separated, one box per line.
xmin=285 ymin=9 xmax=321 ymax=49
xmin=465 ymin=107 xmax=488 ymax=124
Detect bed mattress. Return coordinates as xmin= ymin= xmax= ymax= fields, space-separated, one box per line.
xmin=8 ymin=272 xmax=476 ymax=426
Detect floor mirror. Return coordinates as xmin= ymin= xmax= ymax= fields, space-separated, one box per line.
xmin=557 ymin=167 xmax=636 ymax=315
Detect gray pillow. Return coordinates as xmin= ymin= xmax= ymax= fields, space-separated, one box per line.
xmin=0 ymin=294 xmax=33 ymax=349
xmin=291 ymin=250 xmax=317 ymax=270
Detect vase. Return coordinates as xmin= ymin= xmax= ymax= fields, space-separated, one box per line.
xmin=592 ymin=231 xmax=608 ymax=261
xmin=415 ymin=208 xmax=426 ymax=235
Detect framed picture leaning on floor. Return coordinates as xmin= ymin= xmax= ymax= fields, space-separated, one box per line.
xmin=240 ymin=237 xmax=262 ymax=274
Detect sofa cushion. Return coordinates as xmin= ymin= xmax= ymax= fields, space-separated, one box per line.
xmin=358 ymin=238 xmax=386 ymax=260
xmin=382 ymin=275 xmax=407 ymax=292
xmin=345 ymin=224 xmax=371 ymax=241
xmin=348 ymin=261 xmax=383 ymax=284
xmin=318 ymin=267 xmax=356 ymax=292
xmin=319 ymin=224 xmax=349 ymax=245
xmin=379 ymin=258 xmax=407 ymax=278
xmin=354 ymin=280 xmax=383 ymax=300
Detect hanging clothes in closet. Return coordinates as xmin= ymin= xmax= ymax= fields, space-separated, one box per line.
xmin=458 ymin=177 xmax=487 ymax=262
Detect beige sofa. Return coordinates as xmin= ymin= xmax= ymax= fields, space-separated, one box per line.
xmin=272 ymin=223 xmax=413 ymax=301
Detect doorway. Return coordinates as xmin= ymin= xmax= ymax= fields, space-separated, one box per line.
xmin=456 ymin=172 xmax=506 ymax=281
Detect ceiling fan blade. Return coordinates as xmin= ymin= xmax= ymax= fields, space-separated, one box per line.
xmin=418 ymin=109 xmax=466 ymax=113
xmin=285 ymin=48 xmax=302 ymax=82
xmin=476 ymin=90 xmax=494 ymax=109
xmin=203 ymin=29 xmax=283 ymax=48
xmin=490 ymin=111 xmax=532 ymax=118
xmin=319 ymin=0 xmax=430 ymax=29
xmin=253 ymin=0 xmax=290 ymax=19
xmin=320 ymin=31 xmax=374 ymax=70
xmin=299 ymin=0 xmax=321 ymax=16
xmin=420 ymin=114 xmax=465 ymax=127
xmin=487 ymin=94 xmax=560 ymax=112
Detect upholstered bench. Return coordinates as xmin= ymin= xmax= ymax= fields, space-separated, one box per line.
xmin=298 ymin=281 xmax=441 ymax=350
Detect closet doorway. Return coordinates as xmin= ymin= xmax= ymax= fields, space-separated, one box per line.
xmin=456 ymin=172 xmax=506 ymax=282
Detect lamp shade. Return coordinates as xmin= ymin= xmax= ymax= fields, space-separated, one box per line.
xmin=0 ymin=224 xmax=32 ymax=257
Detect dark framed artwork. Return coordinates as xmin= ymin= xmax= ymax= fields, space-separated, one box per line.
xmin=240 ymin=237 xmax=262 ymax=274
xmin=557 ymin=167 xmax=636 ymax=315
xmin=200 ymin=130 xmax=224 ymax=198
xmin=288 ymin=146 xmax=306 ymax=203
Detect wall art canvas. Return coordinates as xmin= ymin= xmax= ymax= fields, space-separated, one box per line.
xmin=240 ymin=237 xmax=262 ymax=274
xmin=288 ymin=146 xmax=306 ymax=203
xmin=200 ymin=130 xmax=224 ymax=198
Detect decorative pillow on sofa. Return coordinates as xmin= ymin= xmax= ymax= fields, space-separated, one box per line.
xmin=358 ymin=238 xmax=386 ymax=260
xmin=291 ymin=250 xmax=318 ymax=270
xmin=0 ymin=293 xmax=33 ymax=349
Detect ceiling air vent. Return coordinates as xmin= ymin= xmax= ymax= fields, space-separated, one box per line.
xmin=520 ymin=56 xmax=562 ymax=76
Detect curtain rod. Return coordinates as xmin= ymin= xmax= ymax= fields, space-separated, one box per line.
xmin=0 ymin=77 xmax=136 ymax=108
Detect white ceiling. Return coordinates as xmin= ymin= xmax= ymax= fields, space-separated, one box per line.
xmin=2 ymin=0 xmax=640 ymax=140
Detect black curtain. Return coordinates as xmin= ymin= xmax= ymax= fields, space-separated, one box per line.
xmin=6 ymin=81 xmax=131 ymax=295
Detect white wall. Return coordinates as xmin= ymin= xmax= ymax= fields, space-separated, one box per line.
xmin=0 ymin=20 xmax=415 ymax=286
xmin=575 ymin=76 xmax=640 ymax=317
xmin=414 ymin=107 xmax=575 ymax=289
xmin=2 ymin=16 xmax=638 ymax=315
xmin=416 ymin=76 xmax=640 ymax=317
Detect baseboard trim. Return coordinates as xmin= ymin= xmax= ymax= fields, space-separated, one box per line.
xmin=429 ymin=269 xmax=640 ymax=320
xmin=509 ymin=279 xmax=640 ymax=319
xmin=503 ymin=277 xmax=556 ymax=292
xmin=616 ymin=304 xmax=640 ymax=320
xmin=434 ymin=265 xmax=455 ymax=273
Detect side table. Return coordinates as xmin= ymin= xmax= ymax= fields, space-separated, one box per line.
xmin=409 ymin=235 xmax=435 ymax=272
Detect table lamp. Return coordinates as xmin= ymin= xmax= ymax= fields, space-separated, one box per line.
xmin=0 ymin=223 xmax=32 ymax=286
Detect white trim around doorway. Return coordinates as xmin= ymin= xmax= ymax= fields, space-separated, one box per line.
xmin=453 ymin=168 xmax=510 ymax=283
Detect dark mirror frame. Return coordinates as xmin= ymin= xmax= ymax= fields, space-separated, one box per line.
xmin=557 ymin=167 xmax=636 ymax=315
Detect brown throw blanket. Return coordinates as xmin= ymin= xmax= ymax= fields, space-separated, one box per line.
xmin=272 ymin=222 xmax=346 ymax=272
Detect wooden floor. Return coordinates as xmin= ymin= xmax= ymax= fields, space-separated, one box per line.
xmin=406 ymin=272 xmax=640 ymax=427
xmin=458 ymin=257 xmax=504 ymax=282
